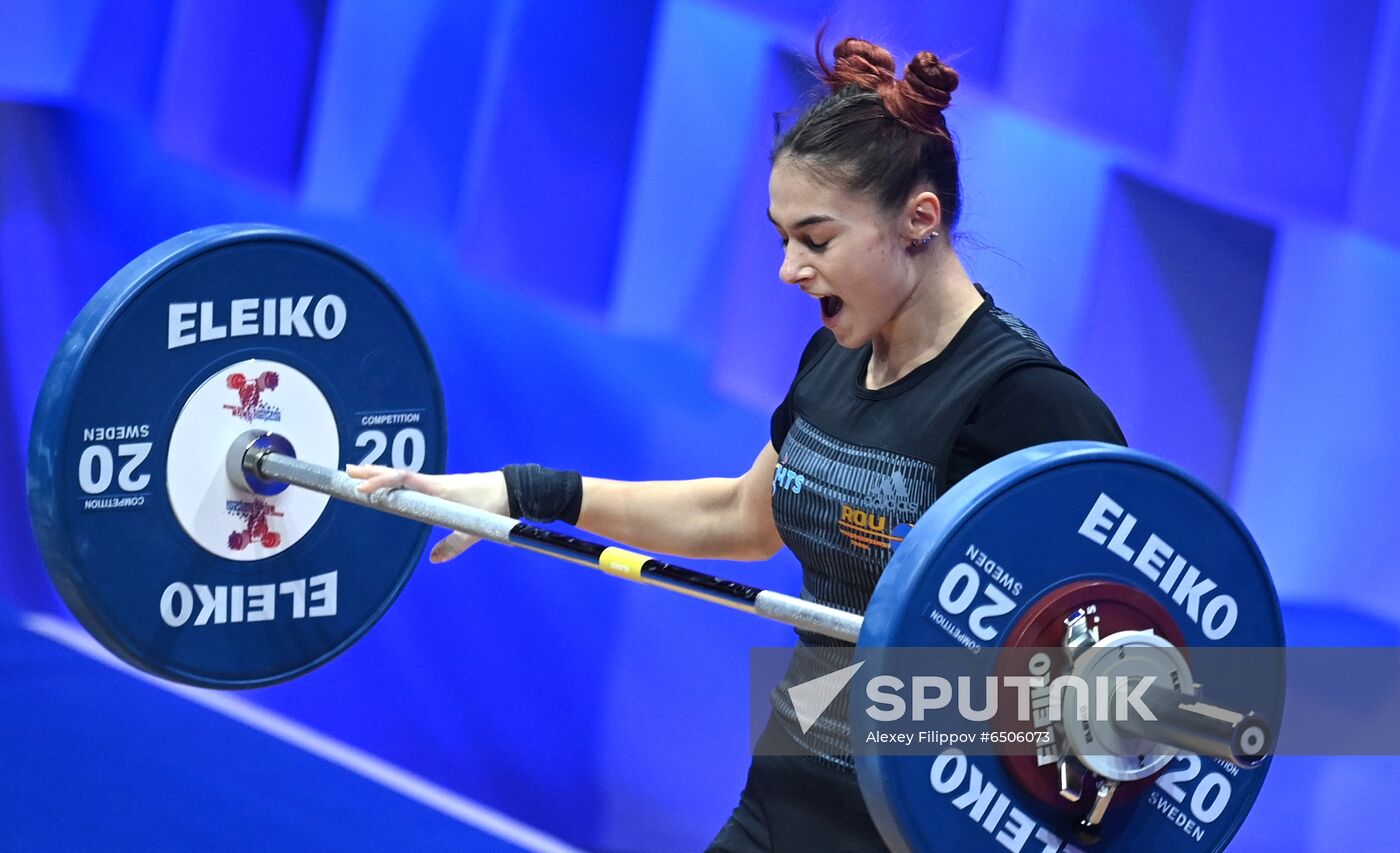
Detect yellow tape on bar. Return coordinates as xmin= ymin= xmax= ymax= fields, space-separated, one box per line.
xmin=598 ymin=546 xmax=650 ymax=580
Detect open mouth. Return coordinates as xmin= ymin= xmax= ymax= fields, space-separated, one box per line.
xmin=820 ymin=296 xmax=844 ymax=319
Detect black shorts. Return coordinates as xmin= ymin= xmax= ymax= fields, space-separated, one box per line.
xmin=706 ymin=715 xmax=890 ymax=852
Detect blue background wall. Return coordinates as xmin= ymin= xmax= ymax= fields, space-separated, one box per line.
xmin=3 ymin=1 xmax=1398 ymax=850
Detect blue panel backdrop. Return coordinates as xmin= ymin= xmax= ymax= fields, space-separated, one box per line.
xmin=2 ymin=1 xmax=1398 ymax=850
xmin=1076 ymin=173 xmax=1274 ymax=496
xmin=1002 ymin=0 xmax=1195 ymax=155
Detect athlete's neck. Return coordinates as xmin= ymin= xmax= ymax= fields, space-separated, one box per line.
xmin=865 ymin=253 xmax=982 ymax=390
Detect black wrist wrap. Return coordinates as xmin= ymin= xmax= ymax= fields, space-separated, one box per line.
xmin=501 ymin=464 xmax=584 ymax=525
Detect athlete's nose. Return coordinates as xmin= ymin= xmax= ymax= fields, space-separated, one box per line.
xmin=779 ymin=248 xmax=812 ymax=285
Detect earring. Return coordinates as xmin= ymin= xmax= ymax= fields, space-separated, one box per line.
xmin=912 ymin=231 xmax=939 ymax=249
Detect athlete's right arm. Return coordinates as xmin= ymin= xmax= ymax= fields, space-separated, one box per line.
xmin=345 ymin=442 xmax=784 ymax=564
xmin=576 ymin=442 xmax=783 ymax=562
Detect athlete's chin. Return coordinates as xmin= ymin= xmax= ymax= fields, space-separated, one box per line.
xmin=826 ymin=321 xmax=870 ymax=350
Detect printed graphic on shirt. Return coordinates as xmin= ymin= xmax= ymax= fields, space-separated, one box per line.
xmin=771 ymin=415 xmax=939 ymax=616
xmin=837 ymin=469 xmax=919 ymax=553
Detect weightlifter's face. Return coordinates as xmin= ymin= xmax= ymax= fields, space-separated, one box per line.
xmin=768 ymin=156 xmax=920 ymax=348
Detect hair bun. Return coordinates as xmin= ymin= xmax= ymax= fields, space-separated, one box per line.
xmin=877 ymin=51 xmax=957 ymax=134
xmin=903 ymin=51 xmax=958 ymax=110
xmin=823 ymin=37 xmax=897 ymax=93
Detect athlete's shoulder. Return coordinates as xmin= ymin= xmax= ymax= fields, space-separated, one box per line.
xmin=772 ymin=328 xmax=842 ymax=451
xmin=981 ymin=301 xmax=1060 ymax=363
xmin=979 ymin=364 xmax=1126 ymax=446
xmin=795 ymin=327 xmax=839 ymax=371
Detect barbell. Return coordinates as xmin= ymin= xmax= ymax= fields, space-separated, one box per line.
xmin=26 ymin=225 xmax=1285 ymax=852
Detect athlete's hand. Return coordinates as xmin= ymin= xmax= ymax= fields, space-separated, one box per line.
xmin=345 ymin=465 xmax=510 ymax=563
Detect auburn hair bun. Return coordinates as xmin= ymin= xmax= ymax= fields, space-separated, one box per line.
xmin=902 ymin=51 xmax=958 ymax=110
xmin=819 ymin=37 xmax=957 ymax=135
xmin=825 ymin=37 xmax=898 ymax=91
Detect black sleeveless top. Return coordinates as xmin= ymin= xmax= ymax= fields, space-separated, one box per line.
xmin=767 ymin=288 xmax=1125 ymax=767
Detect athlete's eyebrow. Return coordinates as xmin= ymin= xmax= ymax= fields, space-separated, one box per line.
xmin=766 ymin=211 xmax=836 ymax=229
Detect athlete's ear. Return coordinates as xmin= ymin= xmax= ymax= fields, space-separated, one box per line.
xmin=900 ymin=191 xmax=942 ymax=243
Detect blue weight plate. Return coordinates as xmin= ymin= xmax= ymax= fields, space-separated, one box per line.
xmin=854 ymin=442 xmax=1284 ymax=853
xmin=28 ymin=225 xmax=446 ymax=688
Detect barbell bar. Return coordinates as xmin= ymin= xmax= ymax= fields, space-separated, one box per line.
xmin=235 ymin=430 xmax=865 ymax=644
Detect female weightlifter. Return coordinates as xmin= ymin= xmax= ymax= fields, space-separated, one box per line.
xmin=350 ymin=36 xmax=1125 ymax=852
